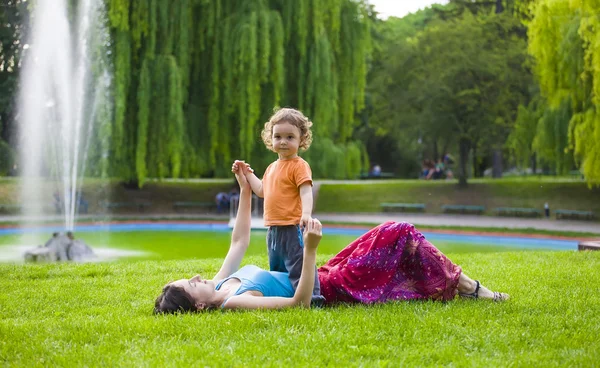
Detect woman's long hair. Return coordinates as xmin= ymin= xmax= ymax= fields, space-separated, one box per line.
xmin=154 ymin=285 xmax=197 ymax=314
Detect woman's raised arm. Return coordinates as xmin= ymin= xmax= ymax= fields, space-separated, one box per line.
xmin=289 ymin=218 xmax=321 ymax=307
xmin=221 ymin=218 xmax=322 ymax=310
xmin=212 ymin=161 xmax=254 ymax=281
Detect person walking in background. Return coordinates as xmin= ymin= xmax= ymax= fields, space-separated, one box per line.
xmin=421 ymin=159 xmax=434 ymax=179
xmin=215 ymin=191 xmax=230 ymax=214
xmin=53 ymin=189 xmax=88 ymax=214
xmin=443 ymin=153 xmax=454 ymax=179
xmin=433 ymin=157 xmax=445 ymax=179
xmin=371 ymin=164 xmax=382 ymax=177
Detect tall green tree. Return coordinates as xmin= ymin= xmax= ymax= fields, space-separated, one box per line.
xmin=528 ymin=0 xmax=600 ymax=186
xmin=370 ymin=10 xmax=529 ymax=185
xmin=105 ymin=0 xmax=371 ymax=184
xmin=442 ymin=0 xmax=536 ymax=21
xmin=0 ymin=0 xmax=28 ymax=153
xmin=365 ymin=8 xmax=442 ymax=177
xmin=507 ymin=96 xmax=543 ymax=172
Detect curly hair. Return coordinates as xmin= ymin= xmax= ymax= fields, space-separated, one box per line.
xmin=261 ymin=107 xmax=313 ymax=151
xmin=154 ymin=284 xmax=197 ymax=314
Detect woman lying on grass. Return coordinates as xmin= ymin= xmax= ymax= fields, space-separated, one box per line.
xmin=154 ymin=162 xmax=509 ymax=314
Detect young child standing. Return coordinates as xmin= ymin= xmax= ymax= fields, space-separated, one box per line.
xmin=235 ymin=107 xmax=324 ymax=306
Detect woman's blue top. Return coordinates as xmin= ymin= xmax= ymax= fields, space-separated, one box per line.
xmin=215 ymin=265 xmax=294 ymax=306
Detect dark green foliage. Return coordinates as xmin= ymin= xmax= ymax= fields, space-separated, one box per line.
xmin=367 ymin=5 xmax=531 ymax=184
xmin=507 ymin=99 xmax=543 ymax=169
xmin=135 ymin=57 xmax=151 ymax=186
xmin=0 ymin=140 xmax=15 ymax=175
xmin=535 ymin=100 xmax=573 ymax=175
xmin=0 ymin=0 xmax=29 ymax=155
xmin=112 ymin=31 xmax=130 ymax=175
xmin=528 ymin=0 xmax=600 ymax=186
xmin=101 ymin=0 xmax=371 ymax=183
xmin=2 ymin=0 xmax=598 ymax=188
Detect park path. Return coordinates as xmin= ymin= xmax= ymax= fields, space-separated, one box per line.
xmin=310 ymin=180 xmax=600 ymax=234
xmin=1 ymin=180 xmax=598 ymax=234
xmin=313 ymin=213 xmax=600 ymax=235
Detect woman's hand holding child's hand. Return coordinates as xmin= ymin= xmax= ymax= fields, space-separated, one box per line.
xmin=232 ymin=160 xmax=254 ymax=175
xmin=303 ymin=218 xmax=322 ymax=251
xmin=231 ymin=161 xmax=250 ymax=190
xmin=300 ymin=214 xmax=312 ymax=231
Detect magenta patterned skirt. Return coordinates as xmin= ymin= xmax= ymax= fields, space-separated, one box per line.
xmin=318 ymin=222 xmax=462 ymax=304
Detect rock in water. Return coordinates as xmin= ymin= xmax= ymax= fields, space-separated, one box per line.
xmin=24 ymin=232 xmax=95 ymax=262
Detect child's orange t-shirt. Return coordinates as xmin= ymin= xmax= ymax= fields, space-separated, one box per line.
xmin=262 ymin=157 xmax=313 ymax=226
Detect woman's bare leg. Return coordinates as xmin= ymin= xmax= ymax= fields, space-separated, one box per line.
xmin=457 ymin=273 xmax=509 ymax=301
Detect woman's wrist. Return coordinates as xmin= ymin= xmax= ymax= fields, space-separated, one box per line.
xmin=304 ymin=234 xmax=320 ymax=251
xmin=302 ymin=245 xmax=316 ymax=257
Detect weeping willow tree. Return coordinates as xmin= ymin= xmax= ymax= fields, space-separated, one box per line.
xmin=507 ymin=98 xmax=542 ymax=171
xmin=106 ymin=0 xmax=370 ymax=185
xmin=108 ymin=0 xmax=187 ymax=186
xmin=534 ymin=99 xmax=574 ymax=174
xmin=528 ymin=0 xmax=600 ymax=186
xmin=276 ymin=0 xmax=370 ymax=179
xmin=508 ymin=96 xmax=575 ymax=175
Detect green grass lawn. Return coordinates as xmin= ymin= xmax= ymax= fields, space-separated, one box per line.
xmin=316 ymin=179 xmax=600 ymax=215
xmin=0 ymin=230 xmax=532 ymax=262
xmin=3 ymin=176 xmax=600 ymax=219
xmin=0 ymin=231 xmax=599 ymax=366
xmin=0 ymin=177 xmax=235 ymax=214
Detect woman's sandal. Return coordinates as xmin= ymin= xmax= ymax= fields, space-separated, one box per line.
xmin=459 ymin=280 xmax=481 ymax=299
xmin=459 ymin=280 xmax=509 ymax=302
xmin=492 ymin=292 xmax=510 ymax=302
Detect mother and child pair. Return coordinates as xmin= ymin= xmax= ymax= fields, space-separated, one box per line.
xmin=154 ymin=108 xmax=509 ymax=313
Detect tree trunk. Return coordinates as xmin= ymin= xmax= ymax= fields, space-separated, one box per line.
xmin=458 ymin=137 xmax=470 ymax=187
xmin=472 ymin=145 xmax=478 ymax=177
xmin=531 ymin=153 xmax=537 ymax=175
xmin=472 ymin=143 xmax=489 ymax=178
xmin=492 ymin=149 xmax=503 ymax=178
xmin=496 ymin=0 xmax=504 ymax=13
xmin=0 ymin=112 xmax=7 ymax=141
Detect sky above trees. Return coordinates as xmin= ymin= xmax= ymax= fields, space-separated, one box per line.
xmin=368 ymin=0 xmax=449 ymax=19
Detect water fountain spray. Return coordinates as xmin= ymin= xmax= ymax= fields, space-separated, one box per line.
xmin=18 ymin=0 xmax=111 ymax=261
xmin=18 ymin=0 xmax=111 ymax=232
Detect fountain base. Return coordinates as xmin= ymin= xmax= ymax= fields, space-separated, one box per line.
xmin=24 ymin=232 xmax=95 ymax=262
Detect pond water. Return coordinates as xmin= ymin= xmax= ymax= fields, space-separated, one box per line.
xmin=0 ymin=222 xmax=578 ymax=263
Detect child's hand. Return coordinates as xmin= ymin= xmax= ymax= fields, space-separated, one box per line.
xmin=300 ymin=214 xmax=312 ymax=230
xmin=303 ymin=218 xmax=322 ymax=250
xmin=232 ymin=161 xmax=250 ymax=189
xmin=242 ymin=162 xmax=254 ymax=175
xmin=231 ymin=160 xmax=241 ymax=173
xmin=232 ymin=160 xmax=254 ymax=175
